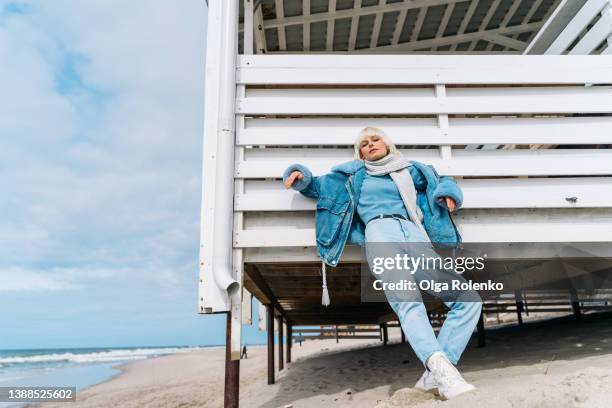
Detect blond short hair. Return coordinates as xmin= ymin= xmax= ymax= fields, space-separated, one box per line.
xmin=354 ymin=127 xmax=400 ymax=160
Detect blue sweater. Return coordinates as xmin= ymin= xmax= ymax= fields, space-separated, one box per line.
xmin=357 ymin=173 xmax=408 ymax=224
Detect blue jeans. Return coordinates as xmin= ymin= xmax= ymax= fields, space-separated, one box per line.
xmin=365 ymin=216 xmax=482 ymax=365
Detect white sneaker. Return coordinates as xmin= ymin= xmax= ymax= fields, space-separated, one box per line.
xmin=425 ymin=351 xmax=475 ymax=400
xmin=414 ymin=370 xmax=438 ymax=394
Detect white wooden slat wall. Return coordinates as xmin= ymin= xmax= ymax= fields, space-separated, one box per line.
xmin=233 ymin=55 xmax=612 ymax=263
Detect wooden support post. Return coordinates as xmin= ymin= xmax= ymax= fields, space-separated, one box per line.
xmin=335 ymin=325 xmax=339 ymax=343
xmin=224 ymin=311 xmax=239 ymax=408
xmin=515 ymin=290 xmax=524 ymax=326
xmin=287 ymin=324 xmax=292 ymax=363
xmin=570 ymin=288 xmax=582 ymax=320
xmin=266 ymin=305 xmax=275 ymax=385
xmin=476 ymin=310 xmax=486 ymax=348
xmin=379 ymin=324 xmax=383 ymax=341
xmin=572 ymin=301 xmax=582 ymax=320
xmin=278 ymin=316 xmax=284 ymax=371
xmin=382 ymin=323 xmax=388 ymax=345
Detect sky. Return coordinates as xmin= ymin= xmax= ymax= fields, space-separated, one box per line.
xmin=0 ymin=0 xmax=267 ymax=349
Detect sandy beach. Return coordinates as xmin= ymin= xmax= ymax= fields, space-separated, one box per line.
xmin=33 ymin=311 xmax=612 ymax=408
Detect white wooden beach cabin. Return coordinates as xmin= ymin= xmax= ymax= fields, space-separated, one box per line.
xmin=199 ymin=1 xmax=612 ymax=405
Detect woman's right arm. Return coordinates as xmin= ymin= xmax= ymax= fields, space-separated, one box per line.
xmin=282 ymin=163 xmax=320 ymax=199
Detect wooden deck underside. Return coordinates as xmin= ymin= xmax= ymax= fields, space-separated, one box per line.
xmin=245 ymin=262 xmax=397 ymax=324
xmin=244 ymin=255 xmax=612 ymax=325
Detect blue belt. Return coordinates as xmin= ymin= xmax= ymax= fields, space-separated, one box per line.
xmin=366 ymin=213 xmax=408 ymax=225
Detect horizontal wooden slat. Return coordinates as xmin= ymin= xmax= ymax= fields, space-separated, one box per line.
xmin=237 ymin=86 xmax=612 ymax=115
xmin=236 ymin=148 xmax=612 ymax=177
xmin=294 ymin=335 xmax=382 ymax=339
xmin=243 ymin=244 xmax=612 ymax=263
xmin=240 ymin=208 xmax=612 ymax=234
xmin=235 ymin=208 xmax=612 ymax=246
xmin=244 ymin=88 xmax=434 ymax=97
xmin=235 ymin=177 xmax=612 ymax=210
xmin=484 ymin=308 xmax=573 ymax=313
xmin=244 ymin=246 xmax=362 ymax=263
xmin=237 ymin=55 xmax=612 ymax=85
xmin=236 ymin=223 xmax=612 ymax=247
xmin=292 ymin=328 xmax=380 ymax=333
xmin=238 ymin=116 xmax=612 ymax=146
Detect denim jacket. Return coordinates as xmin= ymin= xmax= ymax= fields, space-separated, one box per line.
xmin=282 ymin=159 xmax=464 ymax=267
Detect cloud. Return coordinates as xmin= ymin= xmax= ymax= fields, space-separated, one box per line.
xmin=0 ymin=266 xmax=118 ymax=292
xmin=0 ymin=7 xmax=78 ymax=144
xmin=0 ymin=0 xmax=207 ymax=297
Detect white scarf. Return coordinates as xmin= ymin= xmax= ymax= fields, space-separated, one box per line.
xmin=363 ymin=153 xmax=429 ymax=240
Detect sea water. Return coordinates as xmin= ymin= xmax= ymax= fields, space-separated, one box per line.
xmin=0 ymin=346 xmax=207 ymax=407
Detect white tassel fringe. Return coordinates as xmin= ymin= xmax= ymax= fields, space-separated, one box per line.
xmin=321 ymin=261 xmax=330 ymax=306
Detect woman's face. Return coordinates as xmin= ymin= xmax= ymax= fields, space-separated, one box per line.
xmin=359 ymin=135 xmax=389 ymax=161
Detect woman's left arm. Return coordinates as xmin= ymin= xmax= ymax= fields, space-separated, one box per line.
xmin=430 ymin=166 xmax=463 ymax=211
xmin=409 ymin=165 xmax=463 ymax=211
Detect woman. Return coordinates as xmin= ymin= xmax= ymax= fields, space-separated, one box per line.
xmin=282 ymin=127 xmax=482 ymax=400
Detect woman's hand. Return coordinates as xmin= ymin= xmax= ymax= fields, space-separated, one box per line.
xmin=284 ymin=171 xmax=303 ymax=189
xmin=445 ymin=197 xmax=457 ymax=212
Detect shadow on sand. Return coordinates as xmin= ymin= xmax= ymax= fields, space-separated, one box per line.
xmin=257 ymin=311 xmax=612 ymax=408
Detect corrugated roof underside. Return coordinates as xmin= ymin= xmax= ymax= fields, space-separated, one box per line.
xmin=242 ymin=0 xmax=562 ymax=53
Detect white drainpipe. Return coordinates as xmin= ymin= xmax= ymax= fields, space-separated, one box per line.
xmin=211 ymin=0 xmax=240 ymax=300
